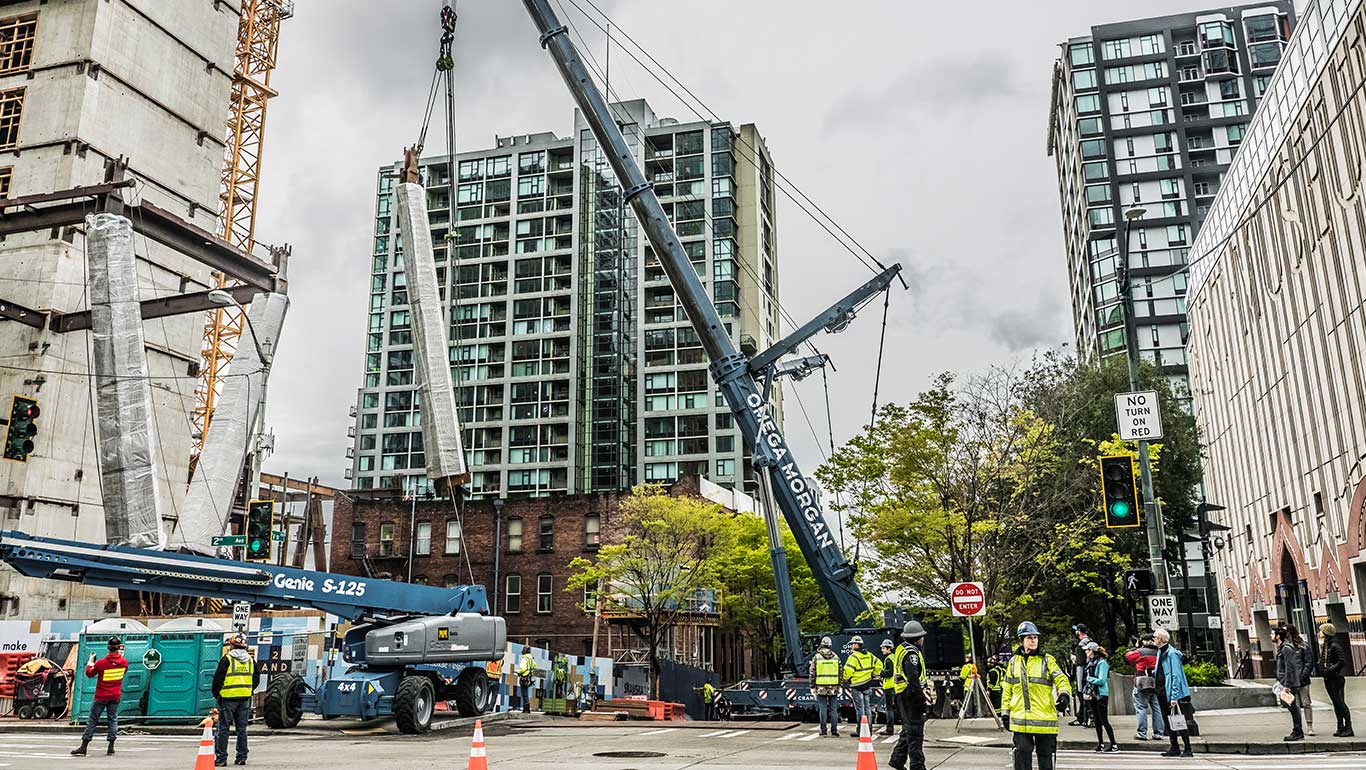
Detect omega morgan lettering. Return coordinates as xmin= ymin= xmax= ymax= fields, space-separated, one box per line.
xmin=747 ymin=392 xmax=834 ymax=549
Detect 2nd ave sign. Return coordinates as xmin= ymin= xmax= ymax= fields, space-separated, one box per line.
xmin=1115 ymin=391 xmax=1163 ymax=441
xmin=949 ymin=582 xmax=986 ymax=617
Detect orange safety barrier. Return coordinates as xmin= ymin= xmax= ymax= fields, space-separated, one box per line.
xmin=192 ymin=710 xmax=218 ymax=770
xmin=467 ymin=719 xmax=488 ymax=770
xmin=855 ymin=716 xmax=877 ymax=770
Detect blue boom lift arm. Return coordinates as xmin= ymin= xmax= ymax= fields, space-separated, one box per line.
xmin=0 ymin=529 xmax=489 ymax=620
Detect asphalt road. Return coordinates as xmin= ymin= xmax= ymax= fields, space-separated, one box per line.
xmin=5 ymin=724 xmax=1366 ymax=769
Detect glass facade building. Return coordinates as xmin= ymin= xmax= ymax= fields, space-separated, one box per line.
xmin=1048 ymin=3 xmax=1296 ymax=408
xmin=345 ymin=100 xmax=781 ymax=498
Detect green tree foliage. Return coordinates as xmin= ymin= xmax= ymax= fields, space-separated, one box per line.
xmin=714 ymin=515 xmax=833 ymax=679
xmin=819 ymin=353 xmax=1202 ymax=655
xmin=566 ymin=485 xmax=735 ymax=697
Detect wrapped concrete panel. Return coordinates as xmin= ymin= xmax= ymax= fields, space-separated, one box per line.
xmin=175 ymin=292 xmax=289 ymax=556
xmin=87 ymin=213 xmax=164 ymax=549
xmin=395 ymin=182 xmax=468 ymax=486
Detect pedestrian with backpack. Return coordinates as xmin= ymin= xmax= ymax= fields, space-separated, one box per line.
xmin=1125 ymin=634 xmax=1165 ymax=740
xmin=1286 ymin=625 xmax=1315 ymax=736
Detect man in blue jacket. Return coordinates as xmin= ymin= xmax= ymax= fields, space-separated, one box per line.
xmin=1153 ymin=628 xmax=1194 ymax=758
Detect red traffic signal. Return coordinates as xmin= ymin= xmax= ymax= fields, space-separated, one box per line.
xmin=3 ymin=396 xmax=39 ymax=462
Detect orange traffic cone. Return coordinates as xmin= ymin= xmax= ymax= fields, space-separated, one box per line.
xmin=467 ymin=719 xmax=488 ymax=770
xmin=856 ymin=715 xmax=877 ymax=770
xmin=193 ymin=710 xmax=218 ymax=770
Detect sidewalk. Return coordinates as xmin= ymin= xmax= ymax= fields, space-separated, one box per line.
xmin=936 ymin=683 xmax=1366 ymax=756
xmin=0 ymin=709 xmax=521 ymax=736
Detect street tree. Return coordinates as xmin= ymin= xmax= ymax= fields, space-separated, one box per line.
xmin=566 ymin=485 xmax=734 ymax=697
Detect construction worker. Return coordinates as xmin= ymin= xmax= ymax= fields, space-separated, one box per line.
xmin=842 ymin=635 xmax=877 ymax=734
xmin=516 ymin=648 xmax=537 ymax=714
xmin=879 ymin=639 xmax=898 ymax=735
xmin=1000 ymin=621 xmax=1072 ymax=770
xmin=700 ymin=680 xmax=718 ymax=721
xmin=212 ymin=633 xmax=259 ymax=767
xmin=889 ymin=621 xmax=930 ymax=770
xmin=809 ymin=636 xmax=842 ymax=736
xmin=985 ymin=655 xmax=1004 ymax=711
xmin=72 ymin=637 xmax=127 ymax=756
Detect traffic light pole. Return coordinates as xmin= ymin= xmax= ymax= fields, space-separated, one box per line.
xmin=1119 ymin=214 xmax=1169 ymax=593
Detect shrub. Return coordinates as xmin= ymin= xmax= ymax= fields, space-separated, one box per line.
xmin=1184 ymin=660 xmax=1226 ymax=687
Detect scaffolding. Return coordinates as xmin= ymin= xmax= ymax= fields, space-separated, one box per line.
xmin=191 ymin=0 xmax=293 ymax=477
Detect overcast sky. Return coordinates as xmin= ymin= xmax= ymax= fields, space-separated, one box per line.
xmin=254 ymin=0 xmax=1242 ymax=488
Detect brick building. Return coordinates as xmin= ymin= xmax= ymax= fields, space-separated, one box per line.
xmin=329 ymin=477 xmax=739 ymax=667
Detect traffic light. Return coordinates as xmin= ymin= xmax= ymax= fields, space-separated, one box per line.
xmin=3 ymin=396 xmax=40 ymax=462
xmin=245 ymin=499 xmax=274 ymax=561
xmin=1099 ymin=454 xmax=1141 ymax=529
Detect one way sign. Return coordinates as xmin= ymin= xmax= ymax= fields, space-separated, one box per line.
xmin=1148 ymin=594 xmax=1179 ymax=630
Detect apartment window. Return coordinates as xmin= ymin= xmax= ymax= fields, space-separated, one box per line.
xmin=1078 ymin=117 xmax=1102 ymax=136
xmin=538 ymin=515 xmax=554 ymax=551
xmin=1082 ymin=161 xmax=1108 ymax=181
xmin=584 ymin=513 xmax=601 ymax=549
xmin=536 ymin=573 xmax=553 ymax=613
xmin=1138 ymin=34 xmax=1163 ymax=56
xmin=415 ymin=522 xmax=431 ymax=556
xmin=1102 ymin=39 xmax=1131 ymax=60
xmin=1154 ymin=133 xmax=1173 ymax=153
xmin=717 ymin=458 xmax=735 ymax=477
xmin=445 ymin=520 xmax=462 ymax=554
xmin=1255 ymin=74 xmax=1273 ymax=96
xmin=1249 ymin=43 xmax=1283 ymax=69
xmin=0 ymin=16 xmax=37 ymax=76
xmin=1080 ymin=139 xmax=1106 ymax=160
xmin=1085 ymin=184 xmax=1111 ymax=204
xmin=507 ymin=517 xmax=523 ymax=553
xmin=379 ymin=523 xmax=395 ymax=557
xmin=1073 ymin=69 xmax=1097 ymax=90
xmin=1074 ymin=94 xmax=1100 ymax=115
xmin=1148 ymin=87 xmax=1168 ymax=107
xmin=350 ymin=523 xmax=366 ymax=558
xmin=0 ymin=87 xmax=24 ymax=149
xmin=505 ymin=574 xmax=521 ymax=614
xmin=1167 ymin=225 xmax=1188 ymax=246
xmin=1070 ymin=43 xmax=1094 ymax=66
xmin=1227 ymin=124 xmax=1245 ymax=145
xmin=0 ymin=165 xmax=10 ymax=198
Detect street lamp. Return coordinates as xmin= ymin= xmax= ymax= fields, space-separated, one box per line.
xmin=1116 ymin=206 xmax=1169 ymax=594
xmin=207 ymin=289 xmax=273 ymax=507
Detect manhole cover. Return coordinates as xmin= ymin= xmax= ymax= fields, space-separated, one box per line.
xmin=592 ymin=751 xmax=666 ymax=758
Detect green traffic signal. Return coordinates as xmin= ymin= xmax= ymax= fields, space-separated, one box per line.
xmin=244 ymin=499 xmax=273 ymax=562
xmin=1099 ymin=454 xmax=1140 ymax=529
xmin=1109 ymin=500 xmax=1132 ymax=518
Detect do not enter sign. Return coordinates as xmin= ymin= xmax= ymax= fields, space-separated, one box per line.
xmin=949 ymin=582 xmax=986 ymax=617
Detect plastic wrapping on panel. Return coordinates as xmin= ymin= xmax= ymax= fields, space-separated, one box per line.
xmin=175 ymin=292 xmax=289 ymax=556
xmin=86 ymin=213 xmax=165 ymax=549
xmin=395 ymin=182 xmax=468 ymax=486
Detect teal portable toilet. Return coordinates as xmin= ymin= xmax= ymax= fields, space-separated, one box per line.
xmin=72 ymin=619 xmax=152 ymax=725
xmin=146 ymin=618 xmax=226 ymax=722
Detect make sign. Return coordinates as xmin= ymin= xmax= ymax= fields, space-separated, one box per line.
xmin=949 ymin=582 xmax=986 ymax=617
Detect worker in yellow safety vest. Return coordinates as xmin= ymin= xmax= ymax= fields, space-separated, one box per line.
xmin=842 ymin=635 xmax=877 ymax=735
xmin=809 ymin=636 xmax=842 ymax=736
xmin=212 ymin=634 xmax=259 ymax=767
xmin=889 ymin=621 xmax=931 ymax=770
xmin=1000 ymin=621 xmax=1073 ymax=770
xmin=878 ymin=639 xmax=898 ymax=735
xmin=516 ymin=649 xmax=537 ymax=714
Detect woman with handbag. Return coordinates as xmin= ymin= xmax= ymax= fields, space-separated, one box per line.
xmin=1084 ymin=642 xmax=1119 ymax=753
xmin=1125 ymin=634 xmax=1165 ymax=740
xmin=1153 ymin=628 xmax=1195 ymax=757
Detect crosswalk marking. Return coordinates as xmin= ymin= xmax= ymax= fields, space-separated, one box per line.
xmin=798 ymin=731 xmax=823 ymax=741
xmin=697 ymin=729 xmax=728 ymax=738
xmin=881 ymin=735 xmax=897 ymax=744
xmin=777 ymin=733 xmax=802 ymax=741
xmin=637 ymin=728 xmax=674 ymax=736
xmin=713 ymin=730 xmax=749 ymax=738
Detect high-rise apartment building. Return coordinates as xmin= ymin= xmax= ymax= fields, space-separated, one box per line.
xmin=346 ymin=100 xmax=781 ymax=498
xmin=1048 ymin=3 xmax=1295 ymax=402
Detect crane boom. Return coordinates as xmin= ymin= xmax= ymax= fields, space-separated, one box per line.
xmin=0 ymin=529 xmax=487 ymax=621
xmin=521 ymin=1 xmax=882 ymax=648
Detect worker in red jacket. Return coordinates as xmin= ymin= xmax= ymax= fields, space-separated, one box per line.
xmin=72 ymin=637 xmax=128 ymax=756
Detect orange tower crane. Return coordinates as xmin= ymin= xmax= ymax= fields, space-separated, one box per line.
xmin=191 ymin=0 xmax=293 ymax=477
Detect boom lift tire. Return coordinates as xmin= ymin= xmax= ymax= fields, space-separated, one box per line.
xmin=453 ymin=666 xmax=489 ymax=717
xmin=263 ymin=673 xmax=305 ymax=729
xmin=394 ymin=675 xmax=435 ymax=734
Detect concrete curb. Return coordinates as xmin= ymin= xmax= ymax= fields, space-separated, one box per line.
xmin=937 ymin=735 xmax=1366 ymax=755
xmin=0 ymin=709 xmax=518 ymax=737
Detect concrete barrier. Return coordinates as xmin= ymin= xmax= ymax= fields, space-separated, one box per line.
xmin=1104 ymin=673 xmax=1275 ymax=715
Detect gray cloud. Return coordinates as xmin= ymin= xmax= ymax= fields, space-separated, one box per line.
xmin=823 ymin=53 xmax=1023 ymax=134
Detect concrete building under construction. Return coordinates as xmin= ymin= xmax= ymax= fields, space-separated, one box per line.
xmin=0 ymin=1 xmax=256 ymax=618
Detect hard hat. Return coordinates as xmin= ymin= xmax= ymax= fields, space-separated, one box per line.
xmin=1017 ymin=621 xmax=1041 ymax=637
xmin=850 ymin=635 xmax=864 ymax=646
xmin=228 ymin=633 xmax=248 ymax=648
xmin=901 ymin=621 xmax=927 ymax=639
xmin=880 ymin=639 xmax=894 ymax=649
xmin=820 ymin=636 xmax=833 ymax=647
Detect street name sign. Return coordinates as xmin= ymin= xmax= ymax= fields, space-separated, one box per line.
xmin=1115 ymin=391 xmax=1163 ymax=441
xmin=949 ymin=581 xmax=987 ymax=617
xmin=212 ymin=535 xmax=246 ymax=547
xmin=1148 ymin=593 xmax=1179 ymax=629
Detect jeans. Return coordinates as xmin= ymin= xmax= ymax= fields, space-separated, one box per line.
xmin=1011 ymin=731 xmax=1056 ymax=770
xmin=519 ymin=679 xmax=531 ymax=713
xmin=890 ymin=697 xmax=926 ymax=770
xmin=883 ymin=688 xmax=899 ymax=731
xmin=849 ymin=686 xmax=872 ymax=731
xmin=1284 ymin=686 xmax=1304 ymax=735
xmin=1133 ymin=688 xmax=1165 ymax=738
xmin=81 ymin=699 xmax=119 ymax=743
xmin=1325 ymin=676 xmax=1352 ymax=730
xmin=1296 ymin=684 xmax=1314 ymax=730
xmin=215 ymin=698 xmax=251 ymax=763
xmin=816 ymin=693 xmax=839 ymax=734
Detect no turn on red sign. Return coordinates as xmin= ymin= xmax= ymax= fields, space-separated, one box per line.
xmin=949 ymin=582 xmax=986 ymax=617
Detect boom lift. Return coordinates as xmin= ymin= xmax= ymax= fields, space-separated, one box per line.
xmin=0 ymin=530 xmax=505 ymax=733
